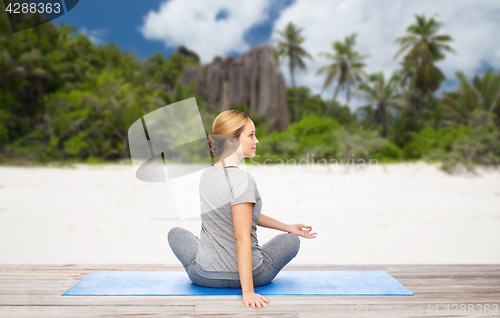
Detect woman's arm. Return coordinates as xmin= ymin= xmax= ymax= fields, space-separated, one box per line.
xmin=232 ymin=202 xmax=255 ymax=293
xmin=257 ymin=213 xmax=291 ymax=233
xmin=232 ymin=202 xmax=270 ymax=308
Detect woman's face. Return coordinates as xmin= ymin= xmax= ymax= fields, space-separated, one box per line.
xmin=239 ymin=119 xmax=259 ymax=158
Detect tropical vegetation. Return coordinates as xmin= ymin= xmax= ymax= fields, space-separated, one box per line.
xmin=1 ymin=12 xmax=499 ymax=174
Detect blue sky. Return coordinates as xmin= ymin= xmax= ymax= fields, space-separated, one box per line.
xmin=53 ymin=0 xmax=179 ymax=59
xmin=52 ymin=0 xmax=500 ymax=110
xmin=53 ymin=0 xmax=294 ymax=60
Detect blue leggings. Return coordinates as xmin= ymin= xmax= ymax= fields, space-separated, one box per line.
xmin=167 ymin=227 xmax=300 ymax=288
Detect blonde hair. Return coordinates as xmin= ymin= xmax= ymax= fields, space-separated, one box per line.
xmin=208 ymin=110 xmax=250 ymax=158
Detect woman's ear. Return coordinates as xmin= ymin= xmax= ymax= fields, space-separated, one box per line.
xmin=227 ymin=137 xmax=239 ymax=147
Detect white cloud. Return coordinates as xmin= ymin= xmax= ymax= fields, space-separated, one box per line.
xmin=273 ymin=0 xmax=500 ymax=110
xmin=79 ymin=27 xmax=107 ymax=45
xmin=139 ymin=0 xmax=272 ymax=63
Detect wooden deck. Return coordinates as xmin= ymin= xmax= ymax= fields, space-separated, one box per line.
xmin=0 ymin=264 xmax=499 ymax=317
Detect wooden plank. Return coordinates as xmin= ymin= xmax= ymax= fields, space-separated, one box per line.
xmin=1 ymin=264 xmax=499 ymax=271
xmin=115 ymin=305 xmax=195 ymax=313
xmin=0 ymin=306 xmax=195 ymax=317
xmin=3 ymin=265 xmax=498 ymax=273
xmin=4 ymin=304 xmax=493 ymax=318
xmin=0 ymin=264 xmax=498 ymax=317
xmin=0 ymin=273 xmax=81 ymax=277
xmin=195 ymin=301 xmax=500 ymax=315
xmin=0 ymin=301 xmax=498 ymax=317
xmin=2 ymin=271 xmax=498 ymax=280
xmin=0 ymin=270 xmax=92 ymax=274
xmin=0 ymin=306 xmax=118 ymax=316
xmin=1 ymin=294 xmax=500 ymax=306
xmin=0 ymin=264 xmax=181 ymax=271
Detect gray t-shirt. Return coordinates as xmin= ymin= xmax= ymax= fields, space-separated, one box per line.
xmin=194 ymin=163 xmax=264 ymax=280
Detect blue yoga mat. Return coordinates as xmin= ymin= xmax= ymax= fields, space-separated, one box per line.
xmin=62 ymin=270 xmax=413 ymax=296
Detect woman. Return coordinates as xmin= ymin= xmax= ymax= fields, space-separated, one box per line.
xmin=168 ymin=109 xmax=317 ymax=309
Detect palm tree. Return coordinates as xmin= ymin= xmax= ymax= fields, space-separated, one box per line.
xmin=441 ymin=69 xmax=500 ymax=125
xmin=0 ymin=50 xmax=25 ymax=90
xmin=316 ymin=33 xmax=368 ymax=117
xmin=275 ymin=22 xmax=313 ymax=123
xmin=393 ymin=14 xmax=456 ymax=115
xmin=355 ymin=72 xmax=407 ymax=138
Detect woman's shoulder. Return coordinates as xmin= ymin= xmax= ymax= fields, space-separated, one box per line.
xmin=227 ymin=168 xmax=255 ymax=182
xmin=200 ymin=166 xmax=254 ymax=183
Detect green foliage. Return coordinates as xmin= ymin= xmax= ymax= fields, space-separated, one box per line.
xmin=440 ymin=69 xmax=500 ymax=126
xmin=142 ymin=52 xmax=200 ymax=87
xmin=251 ymin=115 xmax=399 ymax=165
xmin=370 ymin=141 xmax=404 ymax=162
xmin=0 ymin=91 xmax=14 ymax=144
xmin=403 ymin=125 xmax=475 ymax=159
xmin=0 ymin=11 xmax=201 ymax=164
xmin=355 ymin=72 xmax=407 ymax=138
xmin=251 ymin=115 xmax=341 ymax=163
xmin=424 ymin=110 xmax=500 ymax=173
xmin=387 ymin=111 xmax=417 ymax=148
xmin=333 ymin=126 xmax=389 ymax=161
xmin=64 ymin=132 xmax=88 ymax=156
xmin=289 ymin=115 xmax=341 ymax=152
xmin=286 ymin=86 xmax=354 ymax=126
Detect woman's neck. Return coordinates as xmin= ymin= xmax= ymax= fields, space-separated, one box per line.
xmin=214 ymin=156 xmax=240 ymax=168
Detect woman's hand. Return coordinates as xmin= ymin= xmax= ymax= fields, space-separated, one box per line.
xmin=242 ymin=291 xmax=270 ymax=309
xmin=287 ymin=224 xmax=317 ymax=239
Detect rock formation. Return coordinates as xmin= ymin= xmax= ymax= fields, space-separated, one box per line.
xmin=174 ymin=45 xmax=200 ymax=63
xmin=181 ymin=44 xmax=289 ymax=132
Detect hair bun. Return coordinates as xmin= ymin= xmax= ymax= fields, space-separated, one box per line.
xmin=207 ymin=131 xmax=220 ymax=158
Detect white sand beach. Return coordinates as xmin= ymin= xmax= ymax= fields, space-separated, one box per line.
xmin=0 ymin=161 xmax=499 ymax=264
